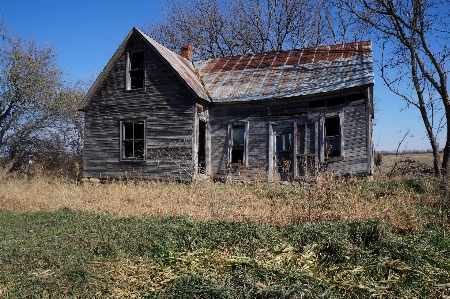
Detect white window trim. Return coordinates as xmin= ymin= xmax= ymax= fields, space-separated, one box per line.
xmin=227 ymin=121 xmax=249 ymax=168
xmin=120 ymin=120 xmax=147 ymax=161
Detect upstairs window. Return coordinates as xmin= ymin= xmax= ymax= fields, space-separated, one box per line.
xmin=325 ymin=116 xmax=341 ymax=158
xmin=121 ymin=121 xmax=146 ymax=159
xmin=127 ymin=51 xmax=145 ymax=90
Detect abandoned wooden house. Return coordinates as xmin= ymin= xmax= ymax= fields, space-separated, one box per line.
xmin=79 ymin=27 xmax=375 ymax=181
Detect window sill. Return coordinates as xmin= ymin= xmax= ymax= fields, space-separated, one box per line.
xmin=324 ymin=156 xmax=344 ymax=163
xmin=125 ymin=87 xmax=146 ymax=92
xmin=120 ymin=158 xmax=147 ymax=162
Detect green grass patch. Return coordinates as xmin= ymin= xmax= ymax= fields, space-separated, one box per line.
xmin=0 ymin=208 xmax=449 ymax=298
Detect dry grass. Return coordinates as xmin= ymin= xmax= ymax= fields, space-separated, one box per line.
xmin=0 ymin=169 xmax=445 ymax=233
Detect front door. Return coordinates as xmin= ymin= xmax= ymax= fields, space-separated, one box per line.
xmin=273 ymin=124 xmax=293 ymax=181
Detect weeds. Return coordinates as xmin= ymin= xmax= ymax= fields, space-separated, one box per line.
xmin=0 ymin=209 xmax=449 ymax=298
xmin=0 ymin=155 xmax=449 ymax=297
xmin=0 ymin=169 xmax=447 ymax=233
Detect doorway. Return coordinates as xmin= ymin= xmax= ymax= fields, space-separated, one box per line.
xmin=198 ymin=120 xmax=206 ymax=174
xmin=273 ymin=123 xmax=293 ymax=180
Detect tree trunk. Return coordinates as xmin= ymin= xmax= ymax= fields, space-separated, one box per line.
xmin=442 ymin=126 xmax=450 ymax=176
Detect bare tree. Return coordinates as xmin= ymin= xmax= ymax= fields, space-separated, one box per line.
xmin=146 ymin=0 xmax=362 ymax=60
xmin=341 ymin=0 xmax=450 ymax=176
xmin=0 ymin=26 xmax=84 ymax=174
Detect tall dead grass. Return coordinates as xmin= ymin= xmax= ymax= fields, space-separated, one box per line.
xmin=0 ymin=169 xmax=445 ymax=233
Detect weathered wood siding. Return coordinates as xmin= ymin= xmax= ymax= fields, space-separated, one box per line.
xmin=209 ymin=87 xmax=373 ymax=180
xmin=83 ymin=33 xmax=195 ymax=180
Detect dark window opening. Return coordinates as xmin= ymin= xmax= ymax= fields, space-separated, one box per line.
xmin=347 ymin=93 xmax=365 ymax=102
xmin=231 ymin=125 xmax=245 ymax=164
xmin=327 ymin=97 xmax=346 ymax=106
xmin=122 ymin=121 xmax=145 ymax=159
xmin=325 ymin=116 xmax=341 ymax=158
xmin=129 ymin=51 xmax=145 ymax=89
xmin=276 ymin=133 xmax=292 ymax=152
xmin=231 ymin=149 xmax=244 ymax=163
xmin=309 ymin=100 xmax=326 ymax=108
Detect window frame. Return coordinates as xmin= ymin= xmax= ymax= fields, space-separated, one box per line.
xmin=323 ymin=112 xmax=344 ymax=161
xmin=228 ymin=122 xmax=249 ymax=167
xmin=120 ymin=120 xmax=147 ymax=160
xmin=126 ymin=50 xmax=146 ymax=90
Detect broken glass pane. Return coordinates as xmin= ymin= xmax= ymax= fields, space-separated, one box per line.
xmin=326 ymin=137 xmax=341 ymax=157
xmin=134 ymin=141 xmax=145 ymax=158
xmin=232 ymin=126 xmax=244 ymax=146
xmin=130 ymin=70 xmax=144 ymax=89
xmin=123 ymin=122 xmax=133 ymax=140
xmin=134 ymin=122 xmax=145 ymax=139
xmin=231 ymin=149 xmax=244 ymax=163
xmin=131 ymin=51 xmax=144 ymax=70
xmin=325 ymin=117 xmax=340 ymax=137
xmin=123 ymin=140 xmax=133 ymax=158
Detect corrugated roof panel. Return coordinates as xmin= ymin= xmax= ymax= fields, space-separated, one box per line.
xmin=260 ymin=52 xmax=277 ymax=69
xmin=299 ymin=48 xmax=315 ymax=64
xmin=328 ymin=44 xmax=344 ymax=61
xmin=342 ymin=42 xmax=357 ymax=58
xmin=286 ymin=49 xmax=301 ymax=65
xmin=246 ymin=53 xmax=265 ymax=69
xmin=196 ymin=58 xmax=217 ymax=74
xmin=314 ymin=45 xmax=329 ymax=62
xmin=195 ymin=41 xmax=374 ymax=103
xmin=222 ymin=56 xmax=241 ymax=72
xmin=234 ymin=54 xmax=252 ymax=71
xmin=272 ymin=51 xmax=290 ymax=67
xmin=209 ymin=57 xmax=231 ymax=73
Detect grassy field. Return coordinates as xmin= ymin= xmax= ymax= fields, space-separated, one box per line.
xmin=0 ymin=209 xmax=449 ymax=298
xmin=0 ymin=154 xmax=449 ymax=298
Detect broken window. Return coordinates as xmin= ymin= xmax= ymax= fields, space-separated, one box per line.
xmin=276 ymin=132 xmax=291 ymax=152
xmin=127 ymin=51 xmax=145 ymax=89
xmin=231 ymin=125 xmax=245 ymax=163
xmin=325 ymin=116 xmax=341 ymax=158
xmin=121 ymin=121 xmax=145 ymax=159
xmin=228 ymin=123 xmax=248 ymax=165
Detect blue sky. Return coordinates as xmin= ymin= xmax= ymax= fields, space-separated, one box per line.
xmin=0 ymin=0 xmax=440 ymax=151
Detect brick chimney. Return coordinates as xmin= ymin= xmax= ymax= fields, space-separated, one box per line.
xmin=181 ymin=45 xmax=193 ymax=61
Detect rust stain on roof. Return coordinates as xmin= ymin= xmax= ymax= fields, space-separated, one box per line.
xmin=80 ymin=28 xmax=374 ymax=108
xmin=194 ymin=41 xmax=374 ymax=102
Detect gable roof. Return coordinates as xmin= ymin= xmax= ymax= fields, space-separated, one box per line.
xmin=194 ymin=42 xmax=374 ymax=102
xmin=79 ymin=28 xmax=209 ymax=110
xmin=79 ymin=28 xmax=374 ymax=109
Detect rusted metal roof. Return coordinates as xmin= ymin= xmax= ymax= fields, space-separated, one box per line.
xmin=80 ymin=28 xmax=373 ymax=110
xmin=194 ymin=41 xmax=374 ymax=102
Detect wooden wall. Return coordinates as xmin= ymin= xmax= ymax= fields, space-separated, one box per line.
xmin=209 ymin=86 xmax=373 ymax=180
xmin=83 ymin=32 xmax=196 ymax=180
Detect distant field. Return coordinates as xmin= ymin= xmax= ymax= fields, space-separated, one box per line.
xmin=382 ymin=152 xmax=436 ymax=165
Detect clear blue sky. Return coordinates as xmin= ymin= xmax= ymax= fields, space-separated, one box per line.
xmin=0 ymin=0 xmax=440 ymax=151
